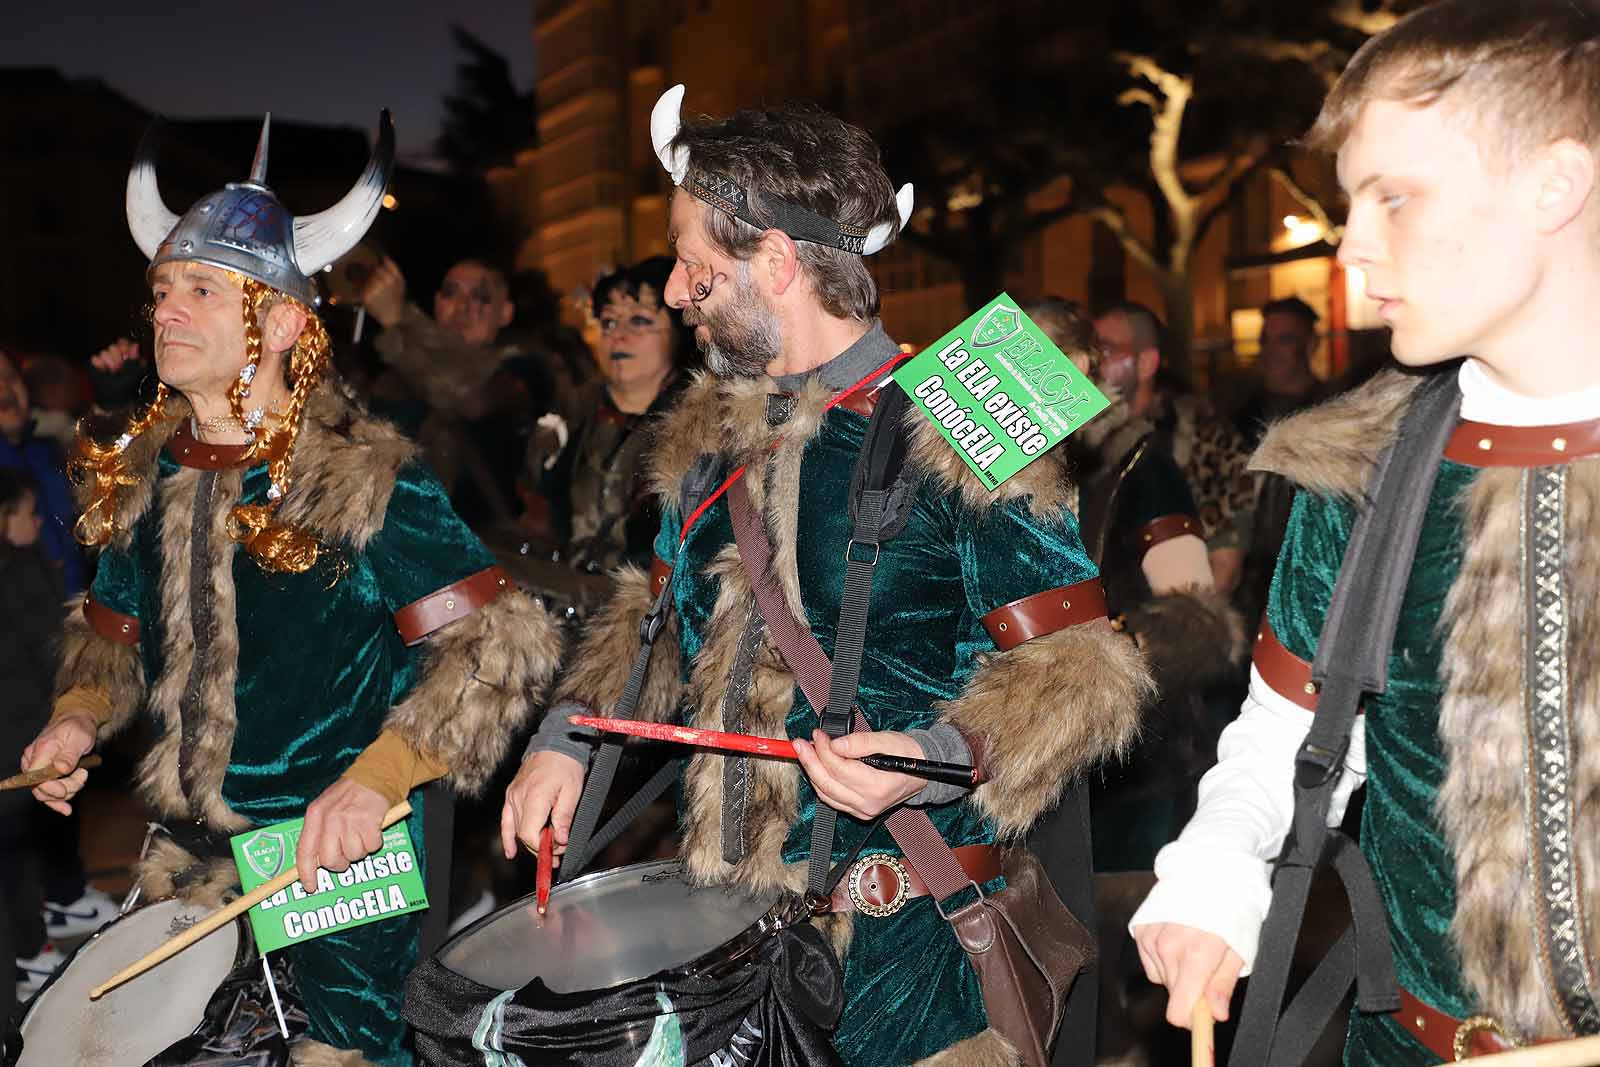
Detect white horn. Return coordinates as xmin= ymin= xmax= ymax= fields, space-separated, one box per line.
xmin=650 ymin=84 xmax=689 ymax=186
xmin=863 ymin=183 xmax=915 ymax=255
xmin=291 ymin=110 xmax=395 ymax=276
xmin=125 ymin=121 xmax=179 ymax=261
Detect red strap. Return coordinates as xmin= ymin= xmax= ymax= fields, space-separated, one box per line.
xmin=676 ymin=351 xmax=910 ymax=545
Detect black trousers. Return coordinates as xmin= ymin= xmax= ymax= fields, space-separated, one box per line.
xmin=1027 ymin=781 xmax=1098 ymax=1067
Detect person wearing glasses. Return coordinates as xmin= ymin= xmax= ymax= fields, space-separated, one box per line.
xmin=524 ymin=256 xmax=695 ymax=577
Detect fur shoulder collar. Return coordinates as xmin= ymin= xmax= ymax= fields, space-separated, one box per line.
xmin=1251 ymin=368 xmax=1423 ymax=502
xmin=904 ymin=402 xmax=1075 ymax=520
xmin=79 ymin=380 xmax=416 ymax=550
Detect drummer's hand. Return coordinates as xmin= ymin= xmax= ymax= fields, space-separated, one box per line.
xmin=297 ymin=778 xmax=389 ymax=893
xmin=1131 ymin=922 xmax=1244 ymax=1028
xmin=89 ymin=337 xmax=142 ymax=375
xmin=22 ymin=714 xmax=98 ymax=815
xmin=501 ymin=751 xmax=585 ymax=863
xmin=792 ymin=730 xmax=925 ymax=820
xmin=362 ymin=256 xmax=407 ymax=328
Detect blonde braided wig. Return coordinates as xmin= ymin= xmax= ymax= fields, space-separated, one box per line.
xmin=72 ymin=273 xmax=334 ymax=574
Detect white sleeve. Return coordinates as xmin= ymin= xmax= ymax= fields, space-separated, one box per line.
xmin=1126 ymin=665 xmax=1367 ymax=973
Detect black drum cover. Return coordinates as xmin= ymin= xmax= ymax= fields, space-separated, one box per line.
xmin=404 ymin=920 xmax=843 ymax=1067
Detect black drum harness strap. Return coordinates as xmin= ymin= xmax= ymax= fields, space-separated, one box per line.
xmin=1226 ymin=369 xmax=1459 ymax=1067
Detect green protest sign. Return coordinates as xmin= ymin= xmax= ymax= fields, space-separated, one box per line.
xmin=230 ymin=816 xmax=428 ymax=953
xmin=892 ymin=293 xmax=1110 ymax=490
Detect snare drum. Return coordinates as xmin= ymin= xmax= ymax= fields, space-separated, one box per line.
xmin=407 ymin=860 xmax=838 ymax=1065
xmin=9 ymin=898 xmax=246 ymax=1067
xmin=438 ymin=860 xmax=789 ymax=992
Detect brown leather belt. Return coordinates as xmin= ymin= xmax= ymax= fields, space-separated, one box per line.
xmin=83 ymin=596 xmax=140 ymax=646
xmin=1444 ymin=416 xmax=1600 ymax=467
xmin=1396 ymin=987 xmax=1553 ymax=1060
xmin=827 ymin=844 xmax=1002 ymax=918
xmin=981 ymin=577 xmax=1108 ymax=651
xmin=393 ymin=565 xmax=511 ymax=645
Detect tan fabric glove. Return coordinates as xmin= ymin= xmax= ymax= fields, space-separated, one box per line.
xmin=50 ymin=685 xmax=115 ymax=728
xmin=341 ymin=728 xmax=450 ymax=806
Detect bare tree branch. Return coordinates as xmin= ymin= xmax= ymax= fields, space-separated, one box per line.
xmin=1092 ymin=203 xmax=1164 ymax=279
xmin=1330 ymin=0 xmax=1400 ymax=35
xmin=1270 ymin=164 xmax=1345 ymax=242
xmin=1114 ymin=52 xmax=1195 ymax=228
xmin=1117 ymin=88 xmax=1161 ymax=112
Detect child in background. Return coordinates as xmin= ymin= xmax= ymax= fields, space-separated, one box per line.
xmin=0 ymin=468 xmax=68 ymax=1005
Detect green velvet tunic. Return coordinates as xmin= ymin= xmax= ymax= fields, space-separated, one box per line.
xmin=655 ymin=403 xmax=1099 ymax=1064
xmin=91 ymin=449 xmax=494 ymax=1066
xmin=1267 ymin=460 xmax=1477 ymax=1066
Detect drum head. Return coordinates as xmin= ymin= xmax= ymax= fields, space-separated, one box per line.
xmin=18 ymin=898 xmax=241 ymax=1067
xmin=438 ymin=861 xmax=777 ymax=993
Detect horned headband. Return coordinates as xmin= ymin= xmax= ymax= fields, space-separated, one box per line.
xmin=650 ymin=84 xmax=912 ymax=256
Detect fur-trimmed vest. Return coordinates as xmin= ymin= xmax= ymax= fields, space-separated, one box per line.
xmin=555 ymin=368 xmax=1152 ymax=1066
xmin=1254 ymin=368 xmax=1600 ymax=1046
xmin=57 ymin=382 xmax=561 ymax=834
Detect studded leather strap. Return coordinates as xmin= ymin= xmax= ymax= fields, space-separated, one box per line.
xmin=980 ymin=577 xmax=1108 ymax=651
xmin=83 ymin=596 xmax=140 ymax=646
xmin=393 ymin=566 xmax=512 ymax=645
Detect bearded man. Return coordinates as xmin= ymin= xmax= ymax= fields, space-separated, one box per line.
xmin=19 ymin=116 xmax=561 ymax=1066
xmin=501 ymin=87 xmax=1151 ymax=1066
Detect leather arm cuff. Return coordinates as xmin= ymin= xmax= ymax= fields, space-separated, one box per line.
xmin=648 ymin=555 xmax=673 ymax=598
xmin=342 ymin=728 xmax=450 ymax=806
xmin=394 ymin=565 xmax=512 ymax=646
xmin=1134 ymin=513 xmax=1201 ymax=556
xmin=51 ymin=685 xmax=115 ymax=728
xmin=980 ymin=577 xmax=1108 ymax=651
xmin=83 ymin=596 xmax=140 ymax=646
xmin=1252 ymin=616 xmax=1359 ymax=714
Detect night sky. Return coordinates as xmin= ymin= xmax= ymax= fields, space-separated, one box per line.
xmin=2 ymin=1 xmax=536 ymax=164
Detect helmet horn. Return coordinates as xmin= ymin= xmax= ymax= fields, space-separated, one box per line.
xmin=650 ymin=84 xmax=689 ymax=186
xmin=125 ymin=120 xmax=180 ymax=261
xmin=291 ymin=110 xmax=395 ymax=276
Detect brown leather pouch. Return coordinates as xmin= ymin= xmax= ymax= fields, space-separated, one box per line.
xmin=945 ymin=849 xmax=1096 ymax=1067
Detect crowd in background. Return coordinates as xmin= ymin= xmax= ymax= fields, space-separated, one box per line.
xmin=0 ymin=243 xmax=1360 ymax=1061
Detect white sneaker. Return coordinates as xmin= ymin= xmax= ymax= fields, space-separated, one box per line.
xmin=16 ymin=943 xmax=67 ymax=1000
xmin=42 ymin=886 xmax=118 ymax=938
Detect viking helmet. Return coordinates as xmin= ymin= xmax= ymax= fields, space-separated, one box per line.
xmin=126 ymin=111 xmax=395 ymax=306
xmin=649 ymin=85 xmax=912 ymax=256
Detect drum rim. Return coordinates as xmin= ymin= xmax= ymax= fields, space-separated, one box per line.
xmin=17 ymin=896 xmax=250 ymax=1034
xmin=436 ymin=859 xmax=808 ymax=990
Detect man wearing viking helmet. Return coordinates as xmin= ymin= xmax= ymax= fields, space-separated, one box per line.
xmin=499 ymin=87 xmax=1151 ymax=1065
xmin=19 ymin=115 xmax=562 ymax=1066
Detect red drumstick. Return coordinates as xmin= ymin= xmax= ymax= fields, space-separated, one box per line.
xmin=572 ymin=716 xmax=799 ymax=758
xmin=536 ymin=826 xmax=552 ymax=915
xmin=569 ymin=716 xmax=980 ymax=787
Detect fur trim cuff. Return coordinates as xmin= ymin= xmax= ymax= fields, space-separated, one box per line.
xmin=940 ymin=623 xmax=1152 ymax=838
xmin=55 ymin=601 xmax=145 ymax=737
xmin=289 ymin=1037 xmax=380 ymax=1067
xmin=1123 ymin=586 xmax=1248 ymax=694
xmin=912 ymin=1027 xmax=1019 ymax=1066
xmin=384 ymin=586 xmax=559 ymax=796
xmin=553 ymin=564 xmax=683 ymax=723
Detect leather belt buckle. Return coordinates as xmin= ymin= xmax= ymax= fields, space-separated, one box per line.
xmin=848 ymin=853 xmax=909 ymax=918
xmin=1454 ymin=1015 xmax=1517 ymax=1061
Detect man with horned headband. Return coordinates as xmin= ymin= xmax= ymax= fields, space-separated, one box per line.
xmin=501 ymin=86 xmax=1151 ymax=1065
xmin=18 ymin=115 xmax=562 ymax=1065
xmin=1133 ymin=2 xmax=1600 ymax=1063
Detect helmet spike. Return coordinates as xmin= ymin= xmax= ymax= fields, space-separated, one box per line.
xmin=248 ymin=113 xmax=272 ymax=185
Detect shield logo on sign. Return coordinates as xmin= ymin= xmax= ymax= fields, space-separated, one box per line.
xmin=972 ymin=303 xmax=1023 ymax=348
xmin=241 ymin=830 xmax=288 ymax=880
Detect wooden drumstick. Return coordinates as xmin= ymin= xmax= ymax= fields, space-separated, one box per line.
xmin=1439 ymin=1035 xmax=1600 ymax=1066
xmin=0 ymin=755 xmax=102 ymax=791
xmin=89 ymin=800 xmax=411 ymax=1001
xmin=1191 ymin=999 xmax=1215 ymax=1067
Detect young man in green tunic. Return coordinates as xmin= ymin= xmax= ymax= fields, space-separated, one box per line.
xmin=1131 ymin=2 xmax=1600 ymax=1062
xmin=502 ymin=88 xmax=1153 ymax=1065
xmin=20 ymin=117 xmax=562 ymax=1066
